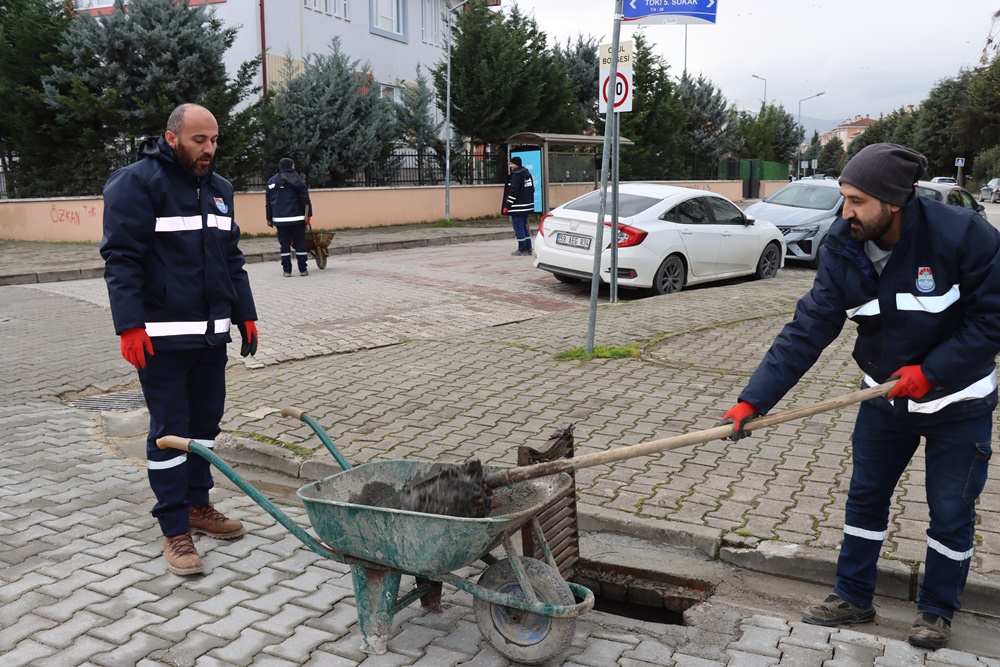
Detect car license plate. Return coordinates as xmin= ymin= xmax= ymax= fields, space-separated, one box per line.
xmin=555 ymin=233 xmax=591 ymax=250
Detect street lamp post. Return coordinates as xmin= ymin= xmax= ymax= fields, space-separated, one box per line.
xmin=444 ymin=0 xmax=470 ymax=221
xmin=751 ymin=74 xmax=766 ymax=106
xmin=797 ymin=91 xmax=825 ymax=179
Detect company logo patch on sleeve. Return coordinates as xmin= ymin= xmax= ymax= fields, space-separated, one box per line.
xmin=214 ymin=197 xmax=229 ymax=214
xmin=916 ymin=267 xmax=935 ymax=293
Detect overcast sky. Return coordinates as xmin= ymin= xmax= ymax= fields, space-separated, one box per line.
xmin=519 ymin=0 xmax=999 ymax=129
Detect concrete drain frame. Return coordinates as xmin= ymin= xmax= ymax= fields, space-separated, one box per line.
xmin=572 ymin=559 xmax=713 ymax=625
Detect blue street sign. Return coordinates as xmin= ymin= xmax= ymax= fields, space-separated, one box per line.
xmin=623 ymin=0 xmax=717 ymax=25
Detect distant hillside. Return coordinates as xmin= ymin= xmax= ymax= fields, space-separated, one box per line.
xmin=800 ymin=116 xmax=842 ymax=138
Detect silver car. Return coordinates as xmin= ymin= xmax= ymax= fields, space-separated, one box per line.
xmin=980 ymin=178 xmax=1000 ymax=203
xmin=744 ymin=179 xmax=843 ymax=269
xmin=915 ymin=181 xmax=988 ymax=220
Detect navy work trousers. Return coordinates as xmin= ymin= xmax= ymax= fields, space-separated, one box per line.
xmin=139 ymin=346 xmax=227 ymax=537
xmin=834 ymin=402 xmax=992 ymax=619
xmin=277 ymin=223 xmax=309 ymax=273
xmin=510 ymin=214 xmax=532 ymax=252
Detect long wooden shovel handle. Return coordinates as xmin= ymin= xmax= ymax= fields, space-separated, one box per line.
xmin=484 ymin=381 xmax=896 ymax=487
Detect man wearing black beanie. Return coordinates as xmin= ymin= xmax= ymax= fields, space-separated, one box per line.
xmin=718 ymin=143 xmax=1000 ymax=649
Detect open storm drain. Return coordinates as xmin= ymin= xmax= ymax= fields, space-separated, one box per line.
xmin=71 ymin=389 xmax=146 ymax=412
xmin=574 ymin=561 xmax=713 ymax=626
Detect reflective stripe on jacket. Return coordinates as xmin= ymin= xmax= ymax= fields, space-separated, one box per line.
xmin=502 ymin=166 xmax=534 ymax=215
xmin=265 ymin=168 xmax=312 ymax=226
xmin=740 ymin=194 xmax=1000 ymax=424
xmin=100 ymin=136 xmax=257 ymax=351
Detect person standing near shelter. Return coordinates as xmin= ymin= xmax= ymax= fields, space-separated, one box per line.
xmin=718 ymin=143 xmax=1000 ymax=650
xmin=265 ymin=157 xmax=312 ymax=276
xmin=100 ymin=103 xmax=259 ymax=576
xmin=502 ymin=156 xmax=535 ymax=256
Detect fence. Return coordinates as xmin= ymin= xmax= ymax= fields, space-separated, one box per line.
xmin=242 ymin=149 xmax=511 ymax=191
xmin=0 ymin=150 xmax=791 ymax=199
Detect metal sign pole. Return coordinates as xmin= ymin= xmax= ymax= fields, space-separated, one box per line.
xmin=586 ymin=0 xmax=623 ymax=354
xmin=610 ymin=111 xmax=620 ymax=303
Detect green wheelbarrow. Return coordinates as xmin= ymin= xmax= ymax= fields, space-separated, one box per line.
xmin=156 ymin=407 xmax=595 ymax=666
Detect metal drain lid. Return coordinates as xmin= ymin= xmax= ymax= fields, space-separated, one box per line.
xmin=71 ymin=390 xmax=146 ymax=412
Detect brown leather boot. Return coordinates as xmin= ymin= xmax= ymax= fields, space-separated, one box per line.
xmin=163 ymin=533 xmax=203 ymax=575
xmin=189 ymin=503 xmax=246 ymax=539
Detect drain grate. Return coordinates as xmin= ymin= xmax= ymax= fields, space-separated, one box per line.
xmin=71 ymin=390 xmax=146 ymax=412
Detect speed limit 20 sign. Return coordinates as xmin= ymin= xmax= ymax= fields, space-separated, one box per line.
xmin=599 ymin=41 xmax=633 ymax=114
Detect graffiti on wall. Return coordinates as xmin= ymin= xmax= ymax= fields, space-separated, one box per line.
xmin=50 ymin=204 xmax=98 ymax=226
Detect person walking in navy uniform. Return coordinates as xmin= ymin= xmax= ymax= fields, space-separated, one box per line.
xmin=719 ymin=143 xmax=1000 ymax=649
xmin=265 ymin=157 xmax=312 ymax=277
xmin=101 ymin=103 xmax=259 ymax=576
xmin=502 ymin=156 xmax=535 ymax=256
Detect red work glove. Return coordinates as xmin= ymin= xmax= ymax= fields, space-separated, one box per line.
xmin=887 ymin=365 xmax=931 ymax=399
xmin=120 ymin=327 xmax=153 ymax=370
xmin=502 ymin=208 xmax=509 ymax=214
xmin=720 ymin=401 xmax=761 ymax=441
xmin=237 ymin=321 xmax=258 ymax=357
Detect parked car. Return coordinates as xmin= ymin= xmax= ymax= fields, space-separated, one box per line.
xmin=915 ymin=180 xmax=988 ymax=220
xmin=533 ymin=184 xmax=785 ymax=295
xmin=980 ymin=177 xmax=1000 ymax=203
xmin=930 ymin=176 xmax=957 ymax=184
xmin=744 ymin=179 xmax=843 ymax=269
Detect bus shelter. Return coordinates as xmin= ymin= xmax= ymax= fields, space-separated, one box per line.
xmin=506 ymin=132 xmax=634 ymax=213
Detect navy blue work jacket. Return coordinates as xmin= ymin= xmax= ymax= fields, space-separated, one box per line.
xmin=265 ymin=168 xmax=312 ymax=226
xmin=740 ymin=194 xmax=1000 ymax=424
xmin=100 ymin=136 xmax=257 ymax=351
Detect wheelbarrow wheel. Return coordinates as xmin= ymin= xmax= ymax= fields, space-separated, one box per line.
xmin=473 ymin=557 xmax=575 ymax=665
xmin=315 ymin=246 xmax=328 ymax=270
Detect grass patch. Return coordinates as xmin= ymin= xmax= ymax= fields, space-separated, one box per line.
xmin=556 ymin=344 xmax=639 ymax=361
xmin=238 ymin=432 xmax=313 ymax=458
xmin=430 ymin=218 xmax=463 ymax=227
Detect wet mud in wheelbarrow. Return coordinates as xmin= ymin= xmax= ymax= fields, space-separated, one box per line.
xmin=297 ymin=459 xmax=568 ymax=576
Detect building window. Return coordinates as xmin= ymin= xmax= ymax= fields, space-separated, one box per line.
xmin=370 ymin=0 xmax=408 ymax=42
xmin=421 ymin=0 xmax=441 ymax=45
xmin=381 ymin=84 xmax=396 ymax=102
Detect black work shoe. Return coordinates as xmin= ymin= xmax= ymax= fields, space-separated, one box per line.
xmin=908 ymin=612 xmax=951 ymax=649
xmin=801 ymin=594 xmax=876 ymax=626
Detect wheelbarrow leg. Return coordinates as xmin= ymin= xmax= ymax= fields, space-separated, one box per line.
xmin=351 ymin=565 xmax=402 ymax=655
xmin=417 ymin=577 xmax=443 ymax=612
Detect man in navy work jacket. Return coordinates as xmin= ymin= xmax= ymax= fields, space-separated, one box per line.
xmin=265 ymin=157 xmax=312 ymax=277
xmin=100 ymin=103 xmax=259 ymax=576
xmin=720 ymin=143 xmax=1000 ymax=650
xmin=502 ymin=156 xmax=535 ymax=256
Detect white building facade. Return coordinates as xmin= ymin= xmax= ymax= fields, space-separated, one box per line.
xmin=75 ymin=0 xmax=452 ymax=108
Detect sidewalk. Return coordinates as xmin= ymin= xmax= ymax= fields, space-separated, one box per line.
xmin=0 ymin=220 xmax=514 ymax=286
xmin=5 ymin=220 xmax=1000 ymax=664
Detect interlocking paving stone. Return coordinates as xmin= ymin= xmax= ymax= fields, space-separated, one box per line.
xmin=6 ymin=229 xmax=1000 ymax=665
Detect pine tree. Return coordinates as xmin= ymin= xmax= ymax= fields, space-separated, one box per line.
xmin=614 ymin=31 xmax=686 ymax=180
xmin=39 ymin=0 xmax=259 ymax=195
xmin=273 ymin=38 xmax=399 ymax=187
xmin=678 ymin=73 xmax=736 ymax=177
xmin=0 ymin=0 xmax=73 ymax=196
xmin=396 ymin=65 xmax=443 ymax=184
xmin=431 ymin=0 xmax=579 ymax=151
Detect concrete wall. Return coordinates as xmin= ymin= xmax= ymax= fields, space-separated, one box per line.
xmin=0 ymin=180 xmax=765 ymax=243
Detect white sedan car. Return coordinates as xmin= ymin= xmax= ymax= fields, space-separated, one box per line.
xmin=534 ymin=183 xmax=785 ymax=295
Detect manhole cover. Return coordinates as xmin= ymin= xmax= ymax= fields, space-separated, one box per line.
xmin=71 ymin=390 xmax=146 ymax=412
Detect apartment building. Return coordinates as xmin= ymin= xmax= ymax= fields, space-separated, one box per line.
xmin=73 ymin=0 xmax=454 ymax=108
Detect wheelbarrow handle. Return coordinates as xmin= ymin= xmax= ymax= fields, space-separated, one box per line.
xmin=280 ymin=406 xmax=352 ymax=471
xmin=157 ymin=435 xmax=193 ymax=451
xmin=280 ymin=406 xmax=305 ymax=420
